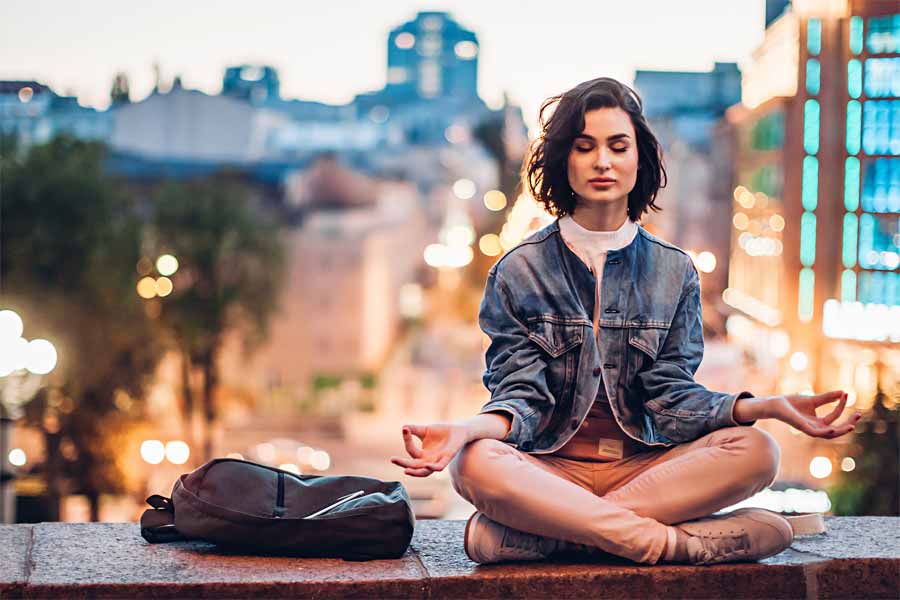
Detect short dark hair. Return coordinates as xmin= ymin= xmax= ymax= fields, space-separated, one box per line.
xmin=523 ymin=77 xmax=667 ymax=222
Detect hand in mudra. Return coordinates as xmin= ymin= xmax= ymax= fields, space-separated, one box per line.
xmin=390 ymin=423 xmax=469 ymax=477
xmin=768 ymin=390 xmax=862 ymax=438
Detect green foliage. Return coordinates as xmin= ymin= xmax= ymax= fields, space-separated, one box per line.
xmin=312 ymin=374 xmax=342 ymax=392
xmin=2 ymin=135 xmax=164 ymax=518
xmin=148 ymin=173 xmax=286 ymax=461
xmin=358 ymin=373 xmax=377 ymax=390
xmin=151 ymin=174 xmax=286 ymax=356
xmin=828 ymin=384 xmax=899 ymax=516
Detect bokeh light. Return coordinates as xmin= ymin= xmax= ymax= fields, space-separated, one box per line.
xmin=310 ymin=450 xmax=331 ymax=471
xmin=140 ymin=440 xmax=165 ymax=465
xmin=483 ymin=190 xmax=507 ymax=211
xmin=156 ymin=254 xmax=179 ymax=276
xmin=26 ymin=339 xmax=57 ymax=375
xmin=0 ymin=310 xmax=24 ymax=340
xmin=165 ymin=440 xmax=190 ymax=465
xmin=479 ymin=234 xmax=502 ymax=256
xmin=790 ymin=351 xmax=809 ymax=371
xmin=155 ymin=277 xmax=174 ymax=297
xmin=809 ymin=456 xmax=833 ymax=479
xmin=9 ymin=448 xmax=27 ymax=467
xmin=452 ymin=178 xmax=476 ymax=200
xmin=137 ymin=277 xmax=157 ymax=299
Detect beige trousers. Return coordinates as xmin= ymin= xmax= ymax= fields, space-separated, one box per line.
xmin=449 ymin=426 xmax=780 ymax=564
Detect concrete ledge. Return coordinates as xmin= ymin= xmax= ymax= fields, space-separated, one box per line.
xmin=0 ymin=518 xmax=897 ymax=599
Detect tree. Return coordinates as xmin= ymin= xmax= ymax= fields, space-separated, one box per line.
xmin=2 ymin=135 xmax=164 ymax=520
xmin=149 ymin=173 xmax=286 ymax=462
xmin=829 ymin=375 xmax=899 ymax=516
xmin=110 ymin=72 xmax=131 ymax=105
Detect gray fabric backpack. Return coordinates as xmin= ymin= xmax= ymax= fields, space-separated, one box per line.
xmin=140 ymin=457 xmax=416 ymax=560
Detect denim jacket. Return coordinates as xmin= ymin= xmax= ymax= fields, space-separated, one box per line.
xmin=477 ymin=219 xmax=753 ymax=453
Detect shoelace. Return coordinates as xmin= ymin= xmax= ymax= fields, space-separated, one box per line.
xmin=692 ymin=532 xmax=751 ymax=564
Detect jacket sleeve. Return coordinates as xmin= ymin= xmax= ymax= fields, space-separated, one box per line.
xmin=476 ymin=269 xmax=556 ymax=450
xmin=639 ymin=262 xmax=755 ymax=443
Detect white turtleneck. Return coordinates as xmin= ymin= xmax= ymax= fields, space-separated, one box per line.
xmin=558 ymin=214 xmax=638 ymax=337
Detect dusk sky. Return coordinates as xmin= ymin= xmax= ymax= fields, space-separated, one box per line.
xmin=1 ymin=1 xmax=766 ymax=127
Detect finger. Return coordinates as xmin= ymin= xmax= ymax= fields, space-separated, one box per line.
xmin=390 ymin=456 xmax=431 ymax=470
xmin=812 ymin=390 xmax=845 ymax=408
xmin=822 ymin=392 xmax=848 ymax=425
xmin=826 ymin=421 xmax=857 ymax=439
xmin=402 ymin=426 xmax=424 ymax=459
xmin=404 ymin=467 xmax=434 ymax=477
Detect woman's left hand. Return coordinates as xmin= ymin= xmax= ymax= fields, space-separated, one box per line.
xmin=764 ymin=390 xmax=862 ymax=438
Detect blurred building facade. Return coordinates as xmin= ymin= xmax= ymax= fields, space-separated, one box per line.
xmin=0 ymin=81 xmax=111 ymax=146
xmin=721 ymin=0 xmax=899 ymax=487
xmin=635 ymin=63 xmax=743 ymax=300
xmin=248 ymin=160 xmax=430 ymax=415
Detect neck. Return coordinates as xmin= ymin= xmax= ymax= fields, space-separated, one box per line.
xmin=570 ymin=197 xmax=629 ymax=231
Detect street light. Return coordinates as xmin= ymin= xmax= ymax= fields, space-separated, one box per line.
xmin=0 ymin=309 xmax=58 ymax=524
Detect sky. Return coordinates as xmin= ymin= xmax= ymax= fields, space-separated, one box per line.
xmin=1 ymin=1 xmax=766 ymax=127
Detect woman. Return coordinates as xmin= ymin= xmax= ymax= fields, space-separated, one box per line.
xmin=391 ymin=77 xmax=860 ymax=566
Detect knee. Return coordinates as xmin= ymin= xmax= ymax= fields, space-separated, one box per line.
xmin=735 ymin=427 xmax=781 ymax=487
xmin=448 ymin=438 xmax=509 ymax=497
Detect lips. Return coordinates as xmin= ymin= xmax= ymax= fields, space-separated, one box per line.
xmin=589 ymin=178 xmax=616 ymax=183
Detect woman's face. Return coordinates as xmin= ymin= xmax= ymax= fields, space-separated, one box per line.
xmin=566 ymin=107 xmax=639 ymax=213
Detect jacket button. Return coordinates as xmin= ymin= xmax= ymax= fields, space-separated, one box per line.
xmin=593 ymin=367 xmax=602 ymax=376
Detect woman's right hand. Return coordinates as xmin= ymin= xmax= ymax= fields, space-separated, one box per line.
xmin=390 ymin=423 xmax=470 ymax=477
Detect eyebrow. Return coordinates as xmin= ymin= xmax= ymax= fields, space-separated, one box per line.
xmin=575 ymin=133 xmax=631 ymax=142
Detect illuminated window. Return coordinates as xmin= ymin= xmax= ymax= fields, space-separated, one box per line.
xmin=861 ymin=158 xmax=900 ymax=213
xmin=802 ymin=156 xmax=819 ymax=211
xmin=842 ymin=213 xmax=858 ymax=268
xmin=807 ymin=59 xmax=820 ymax=95
xmin=858 ymin=271 xmax=898 ymax=306
xmin=808 ymin=18 xmax=822 ymax=56
xmin=863 ymin=100 xmax=900 ymax=156
xmin=864 ymin=58 xmax=900 ymax=98
xmin=846 ymin=100 xmax=862 ymax=155
xmin=849 ymin=16 xmax=864 ymax=55
xmin=841 ymin=269 xmax=857 ymax=302
xmin=848 ymin=59 xmax=862 ymax=99
xmin=799 ymin=268 xmax=815 ymax=322
xmin=866 ymin=15 xmax=900 ymax=54
xmin=804 ymin=99 xmax=820 ymax=155
xmin=844 ymin=156 xmax=860 ymax=211
xmin=801 ymin=212 xmax=817 ymax=266
xmin=858 ymin=214 xmax=900 ymax=271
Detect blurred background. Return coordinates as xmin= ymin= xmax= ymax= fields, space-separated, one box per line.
xmin=0 ymin=0 xmax=897 ymax=525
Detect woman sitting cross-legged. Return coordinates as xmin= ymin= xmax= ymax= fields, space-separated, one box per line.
xmin=391 ymin=77 xmax=860 ymax=566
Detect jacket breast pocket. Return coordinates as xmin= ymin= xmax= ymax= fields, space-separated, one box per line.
xmin=626 ymin=326 xmax=667 ymax=385
xmin=526 ymin=317 xmax=585 ymax=404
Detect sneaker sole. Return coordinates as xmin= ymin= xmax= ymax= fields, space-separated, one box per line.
xmin=463 ymin=511 xmax=481 ymax=563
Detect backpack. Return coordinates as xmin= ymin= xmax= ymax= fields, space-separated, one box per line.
xmin=140 ymin=457 xmax=416 ymax=560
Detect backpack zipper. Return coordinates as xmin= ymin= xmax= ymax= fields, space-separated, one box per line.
xmin=274 ymin=471 xmax=286 ymax=518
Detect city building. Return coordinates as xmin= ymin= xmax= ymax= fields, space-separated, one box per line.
xmin=721 ymin=0 xmax=899 ymax=487
xmin=635 ymin=63 xmax=743 ymax=299
xmin=355 ymin=11 xmax=492 ymax=146
xmin=0 ymin=81 xmax=111 ymax=147
xmin=247 ymin=159 xmax=430 ymax=415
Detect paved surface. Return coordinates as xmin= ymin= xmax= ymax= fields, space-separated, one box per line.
xmin=0 ymin=518 xmax=897 ymax=598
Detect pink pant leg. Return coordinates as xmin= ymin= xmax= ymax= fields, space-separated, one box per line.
xmin=449 ymin=438 xmax=671 ymax=564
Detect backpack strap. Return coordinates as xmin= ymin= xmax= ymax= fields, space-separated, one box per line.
xmin=140 ymin=494 xmax=186 ymax=543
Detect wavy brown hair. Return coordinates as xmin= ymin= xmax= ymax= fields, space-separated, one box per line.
xmin=523 ymin=77 xmax=667 ymax=222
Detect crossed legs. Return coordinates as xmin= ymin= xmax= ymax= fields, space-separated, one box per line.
xmin=448 ymin=426 xmax=780 ymax=564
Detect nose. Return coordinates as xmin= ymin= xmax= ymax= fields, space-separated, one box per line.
xmin=594 ymin=147 xmax=612 ymax=170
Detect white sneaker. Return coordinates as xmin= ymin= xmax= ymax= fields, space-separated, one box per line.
xmin=676 ymin=508 xmax=794 ymax=565
xmin=463 ymin=512 xmax=563 ymax=564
